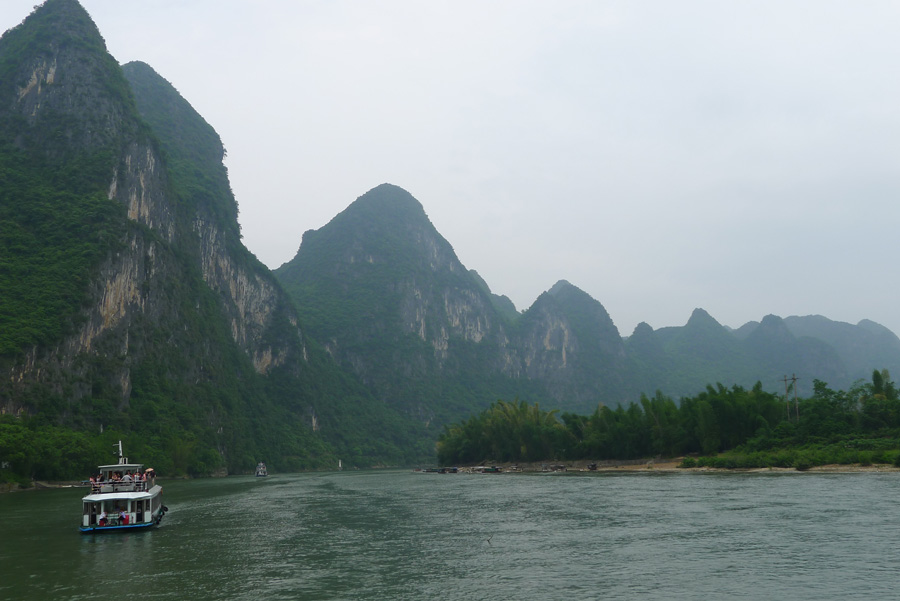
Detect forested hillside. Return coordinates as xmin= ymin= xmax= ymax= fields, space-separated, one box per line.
xmin=275 ymin=184 xmax=546 ymax=426
xmin=0 ymin=0 xmax=429 ymax=484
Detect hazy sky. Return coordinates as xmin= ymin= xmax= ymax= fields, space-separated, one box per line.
xmin=3 ymin=1 xmax=899 ymax=336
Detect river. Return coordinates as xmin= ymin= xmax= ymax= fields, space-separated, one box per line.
xmin=1 ymin=469 xmax=898 ymax=600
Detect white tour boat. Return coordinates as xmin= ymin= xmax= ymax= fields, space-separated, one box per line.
xmin=79 ymin=441 xmax=166 ymax=533
xmin=255 ymin=461 xmax=268 ymax=477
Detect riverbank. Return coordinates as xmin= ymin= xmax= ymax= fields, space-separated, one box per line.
xmin=0 ymin=480 xmax=86 ymax=493
xmin=5 ymin=459 xmax=899 ymax=492
xmin=468 ymin=458 xmax=900 ymax=474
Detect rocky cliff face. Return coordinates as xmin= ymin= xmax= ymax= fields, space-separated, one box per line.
xmin=514 ymin=281 xmax=636 ymax=408
xmin=0 ymin=0 xmax=347 ymax=472
xmin=1 ymin=1 xmax=159 ymax=411
xmin=121 ymin=60 xmax=307 ymax=376
xmin=110 ymin=143 xmax=175 ymax=241
xmin=193 ymin=214 xmax=304 ymax=373
xmin=1 ymin=2 xmax=303 ymax=409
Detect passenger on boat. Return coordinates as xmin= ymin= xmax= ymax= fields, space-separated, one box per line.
xmin=99 ymin=511 xmax=107 ymax=527
xmin=119 ymin=510 xmax=129 ymax=525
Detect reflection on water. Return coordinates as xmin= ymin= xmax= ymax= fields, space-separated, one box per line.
xmin=1 ymin=471 xmax=899 ymax=600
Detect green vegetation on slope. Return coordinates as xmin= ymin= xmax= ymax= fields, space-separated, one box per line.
xmin=0 ymin=1 xmax=135 ymax=356
xmin=0 ymin=148 xmax=124 ymax=354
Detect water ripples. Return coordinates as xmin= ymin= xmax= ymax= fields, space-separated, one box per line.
xmin=2 ymin=471 xmax=900 ymax=600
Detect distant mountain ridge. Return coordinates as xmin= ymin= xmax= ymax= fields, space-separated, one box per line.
xmin=3 ymin=1 xmax=898 ymax=475
xmin=275 ymin=184 xmax=900 ymax=414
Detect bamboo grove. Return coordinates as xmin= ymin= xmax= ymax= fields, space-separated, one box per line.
xmin=436 ymin=370 xmax=900 ymax=469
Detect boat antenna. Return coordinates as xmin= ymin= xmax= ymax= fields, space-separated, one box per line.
xmin=114 ymin=440 xmax=127 ymax=464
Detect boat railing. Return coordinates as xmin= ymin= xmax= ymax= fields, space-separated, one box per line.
xmin=90 ymin=480 xmax=151 ymax=494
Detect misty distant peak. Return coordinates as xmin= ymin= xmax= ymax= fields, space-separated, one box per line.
xmin=759 ymin=314 xmax=785 ymax=327
xmin=548 ymin=280 xmax=575 ymax=296
xmin=122 ymin=60 xmax=155 ymax=76
xmin=858 ymin=319 xmax=900 ymax=340
xmin=352 ymin=183 xmax=424 ymax=214
xmin=685 ymin=308 xmax=721 ymax=329
xmin=632 ymin=321 xmax=654 ymax=336
xmin=749 ymin=314 xmax=795 ymax=345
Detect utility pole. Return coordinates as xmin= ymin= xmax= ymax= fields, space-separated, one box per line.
xmin=783 ymin=375 xmax=790 ymax=419
xmin=792 ymin=374 xmax=799 ymax=421
xmin=782 ymin=374 xmax=800 ymax=421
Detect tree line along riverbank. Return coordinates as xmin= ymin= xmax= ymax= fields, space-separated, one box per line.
xmin=436 ymin=370 xmax=900 ymax=471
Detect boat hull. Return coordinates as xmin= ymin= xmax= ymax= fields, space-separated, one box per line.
xmin=79 ymin=505 xmax=165 ymax=533
xmin=79 ymin=519 xmax=157 ymax=533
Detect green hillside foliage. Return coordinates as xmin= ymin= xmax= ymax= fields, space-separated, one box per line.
xmin=0 ymin=141 xmax=123 ymax=356
xmin=0 ymin=0 xmax=130 ymax=356
xmin=437 ymin=370 xmax=900 ymax=469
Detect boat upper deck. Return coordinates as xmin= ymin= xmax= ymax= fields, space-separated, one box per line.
xmin=85 ymin=460 xmax=157 ymax=498
xmin=82 ymin=484 xmax=161 ymax=502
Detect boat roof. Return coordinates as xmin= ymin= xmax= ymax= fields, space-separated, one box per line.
xmin=97 ymin=463 xmax=144 ymax=471
xmin=82 ymin=485 xmax=161 ymax=502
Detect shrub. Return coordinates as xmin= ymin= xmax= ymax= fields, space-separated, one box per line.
xmin=793 ymin=458 xmax=813 ymax=471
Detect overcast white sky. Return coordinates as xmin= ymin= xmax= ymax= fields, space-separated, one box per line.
xmin=4 ymin=1 xmax=900 ymax=336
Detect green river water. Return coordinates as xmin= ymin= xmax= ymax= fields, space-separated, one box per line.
xmin=1 ymin=469 xmax=898 ymax=600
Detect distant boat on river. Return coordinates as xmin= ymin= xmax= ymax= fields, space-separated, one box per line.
xmin=416 ymin=467 xmax=459 ymax=474
xmin=255 ymin=462 xmax=268 ymax=477
xmin=79 ymin=441 xmax=166 ymax=533
xmin=472 ymin=466 xmax=502 ymax=473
